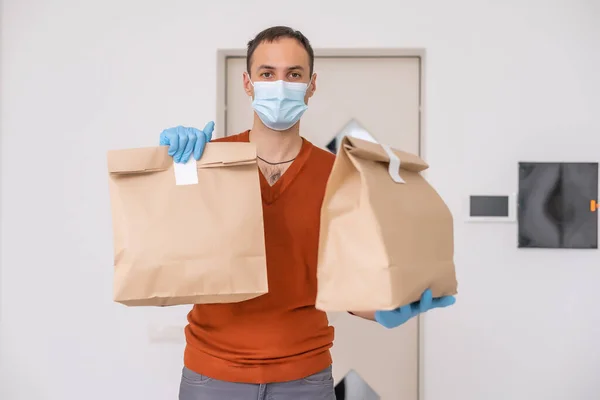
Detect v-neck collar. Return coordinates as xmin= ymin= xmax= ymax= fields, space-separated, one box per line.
xmin=238 ymin=130 xmax=313 ymax=205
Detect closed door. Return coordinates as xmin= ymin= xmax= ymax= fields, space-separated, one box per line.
xmin=223 ymin=55 xmax=422 ymax=400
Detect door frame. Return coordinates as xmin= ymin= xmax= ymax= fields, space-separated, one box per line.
xmin=216 ymin=47 xmax=428 ymax=400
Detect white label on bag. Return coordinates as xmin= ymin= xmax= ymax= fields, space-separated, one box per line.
xmin=173 ymin=158 xmax=199 ymax=185
xmin=381 ymin=144 xmax=405 ymax=184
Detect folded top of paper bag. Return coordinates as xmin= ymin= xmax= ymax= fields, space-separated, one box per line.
xmin=107 ymin=142 xmax=257 ymax=174
xmin=342 ymin=136 xmax=429 ymax=173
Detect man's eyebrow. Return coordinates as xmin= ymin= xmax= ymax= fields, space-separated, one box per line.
xmin=256 ymin=65 xmax=276 ymax=70
xmin=255 ymin=65 xmax=305 ymax=71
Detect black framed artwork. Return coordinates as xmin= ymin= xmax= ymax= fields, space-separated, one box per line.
xmin=517 ymin=162 xmax=598 ymax=249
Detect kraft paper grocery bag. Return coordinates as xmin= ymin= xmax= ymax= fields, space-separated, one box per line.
xmin=106 ymin=142 xmax=268 ymax=306
xmin=315 ymin=136 xmax=457 ymax=312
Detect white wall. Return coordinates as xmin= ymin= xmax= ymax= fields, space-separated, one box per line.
xmin=1 ymin=0 xmax=599 ymax=399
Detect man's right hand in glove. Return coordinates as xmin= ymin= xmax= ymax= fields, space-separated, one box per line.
xmin=159 ymin=121 xmax=215 ymax=163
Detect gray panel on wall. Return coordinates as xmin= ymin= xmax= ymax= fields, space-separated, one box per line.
xmin=469 ymin=195 xmax=510 ymax=217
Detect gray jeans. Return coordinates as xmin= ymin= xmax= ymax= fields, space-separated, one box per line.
xmin=179 ymin=365 xmax=335 ymax=400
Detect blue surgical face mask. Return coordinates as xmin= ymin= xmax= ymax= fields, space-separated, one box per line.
xmin=249 ymin=77 xmax=313 ymax=131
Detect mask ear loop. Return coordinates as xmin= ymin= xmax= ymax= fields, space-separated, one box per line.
xmin=306 ymin=73 xmax=316 ymax=93
xmin=245 ymin=72 xmax=255 ymax=101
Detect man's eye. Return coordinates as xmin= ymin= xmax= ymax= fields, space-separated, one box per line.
xmin=290 ymin=72 xmax=301 ymax=79
xmin=260 ymin=72 xmax=273 ymax=78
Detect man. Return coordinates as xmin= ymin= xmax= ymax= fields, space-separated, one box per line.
xmin=159 ymin=26 xmax=456 ymax=400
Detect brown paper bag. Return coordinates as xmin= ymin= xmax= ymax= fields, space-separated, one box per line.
xmin=106 ymin=142 xmax=268 ymax=306
xmin=316 ymin=136 xmax=457 ymax=312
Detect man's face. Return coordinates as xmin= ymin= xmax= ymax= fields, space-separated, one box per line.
xmin=244 ymin=37 xmax=317 ymax=104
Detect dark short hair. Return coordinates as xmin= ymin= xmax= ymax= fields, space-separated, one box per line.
xmin=246 ymin=26 xmax=314 ymax=77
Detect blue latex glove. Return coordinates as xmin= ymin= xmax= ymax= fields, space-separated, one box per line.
xmin=375 ymin=289 xmax=456 ymax=329
xmin=159 ymin=122 xmax=215 ymax=163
